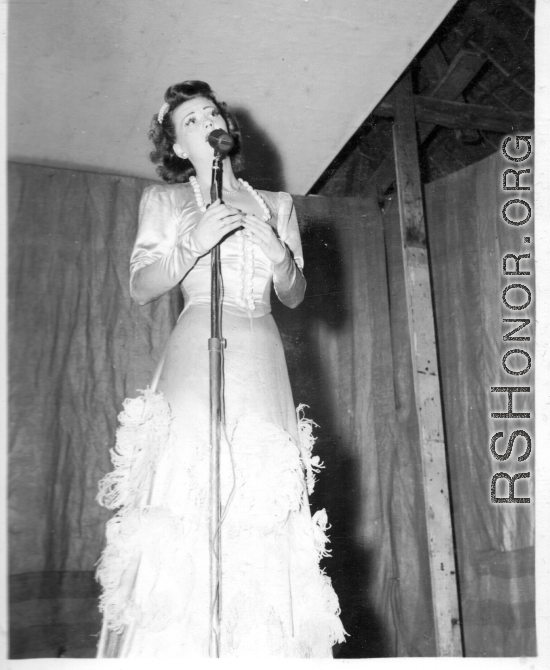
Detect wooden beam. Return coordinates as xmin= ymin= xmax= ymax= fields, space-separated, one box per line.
xmin=368 ymin=152 xmax=395 ymax=198
xmin=465 ymin=2 xmax=533 ymax=69
xmin=476 ymin=80 xmax=519 ymax=113
xmin=427 ymin=49 xmax=486 ymax=99
xmin=419 ymin=48 xmax=486 ymax=143
xmin=420 ymin=44 xmax=450 ymax=87
xmin=391 ymin=77 xmax=425 ymax=244
xmin=369 ymin=93 xmax=532 ymax=197
xmin=391 ymin=71 xmax=463 ymax=657
xmin=369 ymin=49 xmax=487 ymax=196
xmin=416 ymin=96 xmax=532 ymax=132
xmin=453 ymin=29 xmax=535 ymax=100
xmin=374 ymin=96 xmax=533 ymax=133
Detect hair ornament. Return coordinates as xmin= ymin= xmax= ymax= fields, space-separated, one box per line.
xmin=158 ymin=102 xmax=170 ymax=125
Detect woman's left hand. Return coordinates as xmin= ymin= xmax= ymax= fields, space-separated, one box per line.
xmin=241 ymin=214 xmax=286 ymax=264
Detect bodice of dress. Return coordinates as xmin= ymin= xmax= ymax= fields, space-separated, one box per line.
xmin=129 ymin=182 xmax=306 ymax=316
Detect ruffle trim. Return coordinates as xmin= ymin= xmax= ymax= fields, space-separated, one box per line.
xmin=295 ymin=403 xmax=325 ymax=496
xmin=96 ymin=507 xmax=193 ymax=634
xmin=235 ymin=229 xmax=256 ymax=311
xmin=97 ymin=389 xmax=172 ymax=511
xmin=96 ymin=390 xmax=347 ymax=654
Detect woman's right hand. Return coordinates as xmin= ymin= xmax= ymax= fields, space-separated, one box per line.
xmin=191 ymin=199 xmax=244 ymax=253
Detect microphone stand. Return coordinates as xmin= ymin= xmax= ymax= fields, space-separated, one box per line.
xmin=208 ymin=149 xmax=224 ymax=658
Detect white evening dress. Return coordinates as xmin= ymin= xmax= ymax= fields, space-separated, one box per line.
xmin=95 ymin=181 xmax=346 ymax=657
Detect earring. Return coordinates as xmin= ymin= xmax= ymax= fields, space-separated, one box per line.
xmin=183 ymin=153 xmax=188 ymax=159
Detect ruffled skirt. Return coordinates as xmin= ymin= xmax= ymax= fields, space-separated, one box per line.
xmin=95 ymin=305 xmax=346 ymax=657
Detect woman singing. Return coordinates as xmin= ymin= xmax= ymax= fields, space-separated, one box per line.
xmin=96 ymin=80 xmax=346 ymax=657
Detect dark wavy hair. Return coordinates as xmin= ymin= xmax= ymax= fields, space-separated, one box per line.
xmin=148 ymin=80 xmax=243 ymax=184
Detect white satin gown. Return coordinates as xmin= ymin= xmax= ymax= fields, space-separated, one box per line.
xmin=95 ymin=182 xmax=346 ymax=657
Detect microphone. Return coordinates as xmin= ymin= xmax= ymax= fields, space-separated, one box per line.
xmin=207 ymin=128 xmax=234 ymax=155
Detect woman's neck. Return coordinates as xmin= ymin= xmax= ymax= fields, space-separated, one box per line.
xmin=192 ymin=156 xmax=240 ymax=193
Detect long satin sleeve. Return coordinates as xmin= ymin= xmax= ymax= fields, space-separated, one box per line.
xmin=272 ymin=192 xmax=306 ymax=309
xmin=129 ymin=185 xmax=204 ymax=305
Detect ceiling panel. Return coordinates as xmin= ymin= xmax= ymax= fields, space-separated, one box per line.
xmin=8 ymin=0 xmax=458 ymax=193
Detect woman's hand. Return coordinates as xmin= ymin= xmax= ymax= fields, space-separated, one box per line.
xmin=242 ymin=214 xmax=286 ymax=264
xmin=192 ymin=199 xmax=245 ymax=253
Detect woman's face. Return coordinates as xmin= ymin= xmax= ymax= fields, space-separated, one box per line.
xmin=172 ymin=96 xmax=228 ymax=163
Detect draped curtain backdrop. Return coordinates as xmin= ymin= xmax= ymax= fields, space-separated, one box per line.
xmin=8 ymin=156 xmax=534 ymax=659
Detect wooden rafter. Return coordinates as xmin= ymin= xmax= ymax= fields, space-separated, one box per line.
xmin=453 ymin=29 xmax=535 ymax=100
xmin=427 ymin=49 xmax=486 ymax=99
xmin=374 ymin=96 xmax=533 ymax=133
xmin=311 ymin=0 xmax=534 ymax=196
xmin=475 ymin=80 xmax=518 ymax=113
xmin=465 ymin=1 xmax=534 ymax=71
xmin=367 ymin=48 xmax=490 ymax=196
xmin=421 ymin=44 xmax=451 ymax=88
xmin=419 ymin=45 xmax=480 ymax=143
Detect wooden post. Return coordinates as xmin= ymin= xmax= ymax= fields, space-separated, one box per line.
xmin=391 ymin=70 xmax=463 ymax=657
